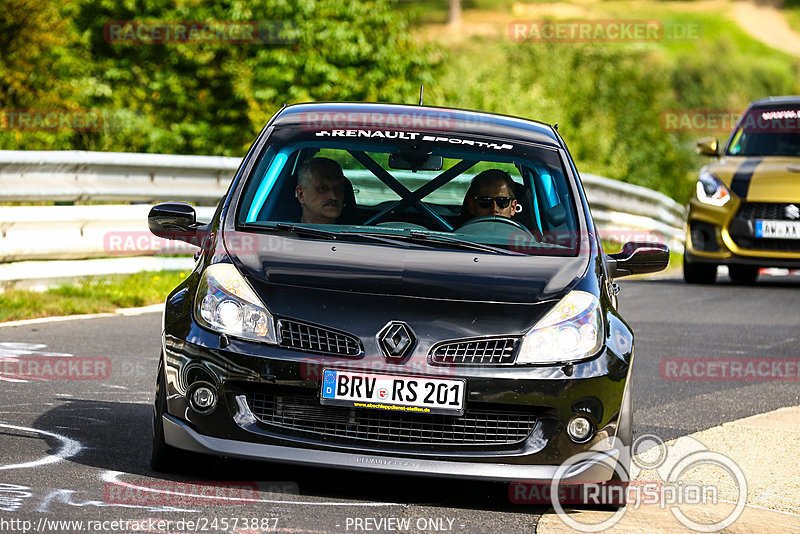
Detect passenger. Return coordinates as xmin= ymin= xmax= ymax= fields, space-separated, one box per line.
xmin=295 ymin=157 xmax=346 ymax=224
xmin=463 ymin=169 xmax=519 ymax=219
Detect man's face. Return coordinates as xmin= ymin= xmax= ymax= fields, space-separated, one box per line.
xmin=297 ymin=174 xmax=345 ymax=224
xmin=468 ymin=180 xmax=517 ymax=218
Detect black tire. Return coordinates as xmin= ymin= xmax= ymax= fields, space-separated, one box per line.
xmin=150 ymin=361 xmax=182 ymax=472
xmin=728 ymin=265 xmax=759 ymax=285
xmin=683 ymin=256 xmax=717 ymax=284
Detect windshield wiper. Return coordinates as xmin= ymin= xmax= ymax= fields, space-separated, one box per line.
xmin=273 ymin=223 xmax=340 ymax=239
xmin=405 ymin=231 xmax=524 ymax=256
xmin=339 ymin=230 xmax=432 ymax=248
xmin=271 ymin=223 xmax=427 ymax=248
xmin=262 ymin=224 xmax=520 ymax=254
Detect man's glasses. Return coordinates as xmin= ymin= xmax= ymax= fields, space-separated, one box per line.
xmin=473 ymin=196 xmax=513 ymax=209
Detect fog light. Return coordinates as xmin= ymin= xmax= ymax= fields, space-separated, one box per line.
xmin=188 ymin=383 xmax=217 ymax=413
xmin=567 ymin=415 xmax=594 ymax=443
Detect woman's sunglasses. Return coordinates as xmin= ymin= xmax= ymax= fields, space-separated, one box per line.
xmin=473 ymin=196 xmax=513 ymax=209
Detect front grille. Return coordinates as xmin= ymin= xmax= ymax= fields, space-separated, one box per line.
xmin=245 ymin=390 xmax=536 ymax=447
xmin=731 ymin=202 xmax=800 ymax=252
xmin=737 ymin=202 xmax=797 ymax=221
xmin=430 ymin=338 xmax=518 ymax=365
xmin=730 ymin=236 xmax=800 ymax=252
xmin=277 ymin=319 xmax=361 ymax=356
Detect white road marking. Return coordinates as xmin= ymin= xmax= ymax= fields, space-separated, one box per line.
xmin=37 ymin=488 xmax=196 ymax=513
xmin=0 ymin=342 xmax=76 ymax=383
xmin=0 ymin=423 xmax=83 ymax=471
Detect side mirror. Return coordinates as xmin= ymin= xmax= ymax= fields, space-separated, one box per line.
xmin=148 ymin=202 xmax=203 ymax=244
xmin=696 ymin=137 xmax=719 ymax=156
xmin=607 ymin=241 xmax=670 ymax=278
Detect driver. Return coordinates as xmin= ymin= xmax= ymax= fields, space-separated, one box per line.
xmin=295 ymin=157 xmax=346 ymax=224
xmin=463 ymin=169 xmax=519 ymax=219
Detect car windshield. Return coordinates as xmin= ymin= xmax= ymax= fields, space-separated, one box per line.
xmin=237 ymin=128 xmax=581 ymax=256
xmin=727 ymin=106 xmax=800 ymax=157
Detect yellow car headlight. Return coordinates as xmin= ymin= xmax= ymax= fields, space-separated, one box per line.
xmin=697 ymin=170 xmax=731 ymax=206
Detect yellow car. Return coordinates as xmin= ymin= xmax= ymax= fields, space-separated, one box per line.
xmin=684 ymin=96 xmax=800 ymax=284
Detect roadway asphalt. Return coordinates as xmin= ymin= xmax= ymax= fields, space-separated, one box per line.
xmin=0 ymin=272 xmax=798 ymax=533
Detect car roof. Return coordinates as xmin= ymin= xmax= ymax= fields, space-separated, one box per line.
xmin=747 ymin=95 xmax=800 ymax=108
xmin=270 ymin=102 xmax=562 ymax=148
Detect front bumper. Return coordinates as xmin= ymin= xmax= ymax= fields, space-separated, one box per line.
xmin=160 ymin=310 xmax=633 ymax=482
xmin=164 ymin=413 xmax=623 ymax=482
xmin=686 ymin=198 xmax=800 ymax=268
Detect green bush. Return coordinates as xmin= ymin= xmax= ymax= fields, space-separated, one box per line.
xmin=1 ymin=0 xmax=437 ymax=156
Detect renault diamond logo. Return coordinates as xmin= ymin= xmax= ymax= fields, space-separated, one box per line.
xmin=378 ymin=322 xmax=416 ymax=360
xmin=786 ymin=204 xmax=800 ymax=220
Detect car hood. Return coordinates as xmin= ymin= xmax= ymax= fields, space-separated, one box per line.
xmin=223 ymin=231 xmax=589 ymax=343
xmin=225 ymin=231 xmax=588 ymax=305
xmin=710 ymin=156 xmax=800 ymax=202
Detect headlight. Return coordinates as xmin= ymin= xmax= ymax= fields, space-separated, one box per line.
xmin=696 ymin=170 xmax=731 ymax=206
xmin=194 ymin=263 xmax=277 ymax=344
xmin=517 ymin=291 xmax=603 ymax=364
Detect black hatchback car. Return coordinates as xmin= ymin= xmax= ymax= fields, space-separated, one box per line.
xmin=148 ymin=102 xmax=668 ymax=484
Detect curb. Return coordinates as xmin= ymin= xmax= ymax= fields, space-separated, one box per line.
xmin=0 ymin=303 xmax=164 ymax=328
xmin=536 ymin=405 xmax=800 ymax=533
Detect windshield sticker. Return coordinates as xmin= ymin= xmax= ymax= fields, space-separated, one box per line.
xmin=314 ymin=130 xmax=513 ymax=150
xmin=419 ymin=135 xmax=513 ymax=150
xmin=741 ymin=109 xmax=800 ymax=133
xmin=315 ymin=130 xmax=420 ymax=140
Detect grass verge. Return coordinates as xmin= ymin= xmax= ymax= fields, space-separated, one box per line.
xmin=0 ymin=270 xmax=189 ymax=322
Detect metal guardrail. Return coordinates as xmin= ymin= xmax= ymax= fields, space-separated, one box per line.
xmin=0 ymin=150 xmax=236 ymax=204
xmin=0 ymin=151 xmax=685 ymax=287
xmin=580 ymin=173 xmax=685 ymax=249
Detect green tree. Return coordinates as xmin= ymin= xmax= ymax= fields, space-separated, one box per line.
xmin=65 ymin=0 xmax=437 ymax=155
xmin=0 ymin=0 xmax=85 ymax=149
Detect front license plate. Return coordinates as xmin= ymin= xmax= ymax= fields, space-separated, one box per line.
xmin=755 ymin=220 xmax=800 ymax=239
xmin=320 ymin=369 xmax=465 ymax=415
